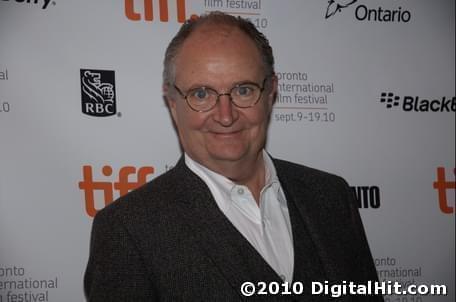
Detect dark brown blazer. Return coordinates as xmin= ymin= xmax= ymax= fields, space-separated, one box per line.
xmin=84 ymin=157 xmax=383 ymax=301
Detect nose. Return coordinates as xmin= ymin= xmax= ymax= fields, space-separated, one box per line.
xmin=213 ymin=94 xmax=239 ymax=126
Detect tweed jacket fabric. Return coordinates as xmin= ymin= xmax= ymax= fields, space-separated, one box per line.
xmin=84 ymin=157 xmax=383 ymax=301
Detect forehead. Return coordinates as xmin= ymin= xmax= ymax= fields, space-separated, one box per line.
xmin=173 ymin=24 xmax=264 ymax=83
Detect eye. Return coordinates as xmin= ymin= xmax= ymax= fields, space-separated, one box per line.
xmin=235 ymin=85 xmax=254 ymax=97
xmin=191 ymin=88 xmax=209 ymax=100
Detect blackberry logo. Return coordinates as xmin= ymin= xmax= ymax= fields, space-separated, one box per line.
xmin=80 ymin=69 xmax=117 ymax=117
xmin=380 ymin=92 xmax=400 ymax=108
xmin=380 ymin=92 xmax=455 ymax=112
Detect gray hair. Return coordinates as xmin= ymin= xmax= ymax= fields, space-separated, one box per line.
xmin=163 ymin=11 xmax=275 ymax=86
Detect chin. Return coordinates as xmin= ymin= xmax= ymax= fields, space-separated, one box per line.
xmin=208 ymin=147 xmax=247 ymax=162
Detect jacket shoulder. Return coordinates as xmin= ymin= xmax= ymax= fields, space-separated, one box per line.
xmin=273 ymin=157 xmax=348 ymax=185
xmin=93 ymin=163 xmax=189 ymax=224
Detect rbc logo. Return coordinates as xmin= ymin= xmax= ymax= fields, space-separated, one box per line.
xmin=79 ymin=165 xmax=155 ymax=217
xmin=80 ymin=69 xmax=117 ymax=117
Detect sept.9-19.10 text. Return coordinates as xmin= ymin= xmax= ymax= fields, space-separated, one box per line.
xmin=274 ymin=111 xmax=336 ymax=123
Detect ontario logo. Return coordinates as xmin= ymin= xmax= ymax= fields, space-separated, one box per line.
xmin=124 ymin=0 xmax=197 ymax=23
xmin=80 ymin=69 xmax=117 ymax=117
xmin=380 ymin=92 xmax=456 ymax=112
xmin=325 ymin=0 xmax=411 ymax=23
xmin=79 ymin=165 xmax=155 ymax=217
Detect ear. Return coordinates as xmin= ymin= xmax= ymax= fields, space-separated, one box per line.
xmin=163 ymin=84 xmax=178 ymax=123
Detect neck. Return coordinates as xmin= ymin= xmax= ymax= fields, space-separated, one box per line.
xmin=193 ymin=152 xmax=266 ymax=204
xmin=227 ymin=155 xmax=265 ymax=204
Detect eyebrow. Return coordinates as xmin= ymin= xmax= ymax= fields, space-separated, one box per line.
xmin=184 ymin=79 xmax=262 ymax=92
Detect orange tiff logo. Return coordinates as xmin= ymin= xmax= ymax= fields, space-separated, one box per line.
xmin=79 ymin=165 xmax=155 ymax=217
xmin=125 ymin=0 xmax=193 ymax=22
xmin=432 ymin=167 xmax=455 ymax=214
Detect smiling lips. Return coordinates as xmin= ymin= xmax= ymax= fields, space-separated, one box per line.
xmin=209 ymin=129 xmax=244 ymax=138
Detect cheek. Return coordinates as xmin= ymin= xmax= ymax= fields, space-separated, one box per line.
xmin=248 ymin=106 xmax=271 ymax=128
xmin=175 ymin=105 xmax=208 ymax=132
xmin=246 ymin=109 xmax=271 ymax=142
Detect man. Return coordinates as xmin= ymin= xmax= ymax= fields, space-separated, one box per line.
xmin=84 ymin=12 xmax=382 ymax=301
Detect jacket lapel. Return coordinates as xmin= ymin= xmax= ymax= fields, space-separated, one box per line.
xmin=172 ymin=158 xmax=282 ymax=295
xmin=274 ymin=159 xmax=331 ymax=284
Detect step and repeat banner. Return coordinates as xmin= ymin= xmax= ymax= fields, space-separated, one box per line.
xmin=0 ymin=0 xmax=454 ymax=301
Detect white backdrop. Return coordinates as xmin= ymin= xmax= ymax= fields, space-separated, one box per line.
xmin=0 ymin=0 xmax=454 ymax=301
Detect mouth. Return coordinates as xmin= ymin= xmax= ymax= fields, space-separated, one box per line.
xmin=209 ymin=129 xmax=243 ymax=138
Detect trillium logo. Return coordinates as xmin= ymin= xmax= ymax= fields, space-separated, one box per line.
xmin=325 ymin=0 xmax=358 ymax=19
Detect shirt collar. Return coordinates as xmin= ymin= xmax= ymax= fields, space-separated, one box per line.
xmin=185 ymin=153 xmax=234 ymax=191
xmin=184 ymin=150 xmax=285 ymax=205
xmin=262 ymin=150 xmax=280 ymax=190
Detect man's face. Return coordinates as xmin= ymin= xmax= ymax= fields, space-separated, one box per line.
xmin=167 ymin=25 xmax=276 ymax=175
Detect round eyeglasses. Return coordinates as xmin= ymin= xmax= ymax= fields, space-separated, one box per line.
xmin=173 ymin=77 xmax=268 ymax=112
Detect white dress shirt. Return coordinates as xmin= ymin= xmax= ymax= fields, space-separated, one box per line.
xmin=185 ymin=151 xmax=294 ymax=282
